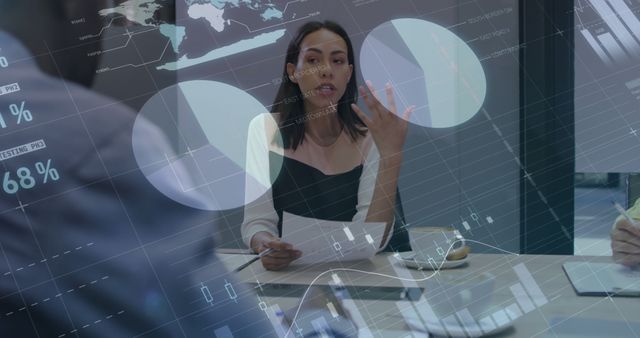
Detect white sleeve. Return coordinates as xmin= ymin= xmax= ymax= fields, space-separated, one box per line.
xmin=351 ymin=143 xmax=395 ymax=253
xmin=241 ymin=114 xmax=282 ymax=249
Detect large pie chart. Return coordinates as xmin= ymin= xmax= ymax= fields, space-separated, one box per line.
xmin=360 ymin=18 xmax=487 ymax=128
xmin=132 ymin=80 xmax=282 ymax=211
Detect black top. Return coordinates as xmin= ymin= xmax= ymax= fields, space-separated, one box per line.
xmin=269 ymin=151 xmax=411 ymax=252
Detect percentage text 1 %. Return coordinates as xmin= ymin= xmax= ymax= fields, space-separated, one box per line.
xmin=0 ymin=101 xmax=33 ymax=129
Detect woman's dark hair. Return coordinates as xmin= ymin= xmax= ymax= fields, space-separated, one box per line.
xmin=271 ymin=20 xmax=366 ymax=150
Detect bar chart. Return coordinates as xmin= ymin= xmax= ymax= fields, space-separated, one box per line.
xmin=578 ymin=0 xmax=640 ymax=67
xmin=575 ymin=0 xmax=640 ymax=172
xmin=627 ymin=77 xmax=640 ymax=101
xmin=389 ymin=257 xmax=549 ymax=337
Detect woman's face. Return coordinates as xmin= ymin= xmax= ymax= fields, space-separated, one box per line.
xmin=287 ymin=28 xmax=353 ymax=113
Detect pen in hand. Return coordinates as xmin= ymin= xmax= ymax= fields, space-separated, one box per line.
xmin=233 ymin=248 xmax=274 ymax=272
xmin=612 ymin=201 xmax=640 ymax=229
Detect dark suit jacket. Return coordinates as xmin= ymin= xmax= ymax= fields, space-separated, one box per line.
xmin=0 ymin=31 xmax=278 ymax=338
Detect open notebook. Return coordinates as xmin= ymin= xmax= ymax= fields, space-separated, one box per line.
xmin=563 ymin=261 xmax=640 ymax=297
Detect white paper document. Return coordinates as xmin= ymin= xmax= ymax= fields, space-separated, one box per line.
xmin=281 ymin=212 xmax=386 ymax=265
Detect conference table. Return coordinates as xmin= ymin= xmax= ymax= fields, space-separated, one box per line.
xmin=218 ymin=252 xmax=639 ymax=337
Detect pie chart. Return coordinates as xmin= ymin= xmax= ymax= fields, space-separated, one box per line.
xmin=132 ymin=80 xmax=282 ymax=211
xmin=360 ymin=18 xmax=486 ymax=128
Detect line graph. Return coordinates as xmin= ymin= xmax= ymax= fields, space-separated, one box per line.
xmin=282 ymin=239 xmax=522 ymax=338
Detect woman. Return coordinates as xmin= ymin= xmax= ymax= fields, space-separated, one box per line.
xmin=242 ymin=20 xmax=413 ymax=270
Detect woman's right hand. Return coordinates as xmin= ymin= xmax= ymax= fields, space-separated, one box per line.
xmin=251 ymin=231 xmax=302 ymax=270
xmin=611 ymin=218 xmax=640 ymax=267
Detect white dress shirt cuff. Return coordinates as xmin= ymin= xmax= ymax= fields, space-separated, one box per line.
xmin=243 ymin=224 xmax=278 ymax=251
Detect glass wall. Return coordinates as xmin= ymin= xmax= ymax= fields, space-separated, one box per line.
xmin=574 ymin=0 xmax=640 ymax=255
xmin=169 ymin=0 xmax=522 ymax=253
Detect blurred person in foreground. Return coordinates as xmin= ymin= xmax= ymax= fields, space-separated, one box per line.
xmin=0 ymin=0 xmax=282 ymax=336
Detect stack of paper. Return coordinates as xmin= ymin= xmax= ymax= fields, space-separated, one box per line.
xmin=281 ymin=212 xmax=386 ymax=265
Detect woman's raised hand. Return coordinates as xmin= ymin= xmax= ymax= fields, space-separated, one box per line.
xmin=351 ymin=80 xmax=415 ymax=158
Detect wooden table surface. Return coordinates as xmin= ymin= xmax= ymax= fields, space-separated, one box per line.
xmin=217 ymin=253 xmax=640 ymax=337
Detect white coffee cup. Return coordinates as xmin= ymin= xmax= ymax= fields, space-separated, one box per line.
xmin=408 ymin=226 xmax=466 ymax=262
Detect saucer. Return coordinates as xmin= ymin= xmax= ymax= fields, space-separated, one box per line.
xmin=402 ymin=308 xmax=516 ymax=337
xmin=393 ymin=251 xmax=468 ymax=270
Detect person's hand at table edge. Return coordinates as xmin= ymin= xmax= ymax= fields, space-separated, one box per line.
xmin=251 ymin=231 xmax=302 ymax=270
xmin=611 ymin=218 xmax=640 ymax=267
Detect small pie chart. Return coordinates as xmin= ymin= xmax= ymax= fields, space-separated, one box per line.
xmin=132 ymin=80 xmax=282 ymax=211
xmin=360 ymin=18 xmax=487 ymax=128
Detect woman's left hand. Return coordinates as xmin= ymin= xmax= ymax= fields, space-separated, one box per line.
xmin=351 ymin=80 xmax=414 ymax=159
